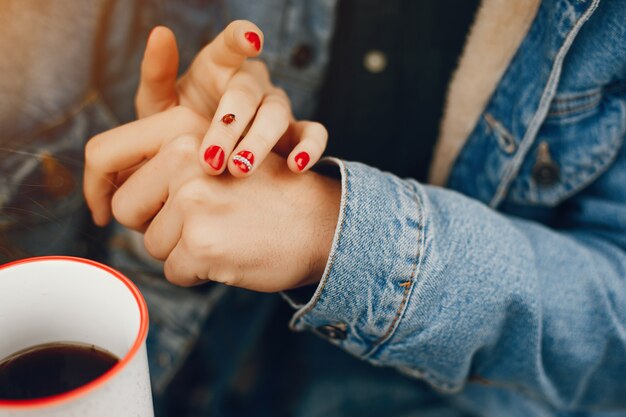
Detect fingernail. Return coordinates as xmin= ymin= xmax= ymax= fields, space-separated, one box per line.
xmin=244 ymin=32 xmax=261 ymax=51
xmin=204 ymin=145 xmax=225 ymax=170
xmin=221 ymin=113 xmax=235 ymax=125
xmin=233 ymin=151 xmax=254 ymax=173
xmin=294 ymin=152 xmax=310 ymax=171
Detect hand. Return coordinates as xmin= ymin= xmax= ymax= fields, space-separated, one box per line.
xmin=84 ymin=106 xmax=209 ymax=225
xmin=136 ymin=21 xmax=327 ymax=177
xmin=88 ymin=130 xmax=341 ymax=291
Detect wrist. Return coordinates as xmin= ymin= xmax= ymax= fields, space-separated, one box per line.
xmin=299 ymin=171 xmax=341 ymax=287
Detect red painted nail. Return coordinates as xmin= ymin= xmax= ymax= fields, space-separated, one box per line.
xmin=204 ymin=145 xmax=225 ymax=170
xmin=244 ymin=32 xmax=261 ymax=51
xmin=222 ymin=113 xmax=235 ymax=125
xmin=233 ymin=151 xmax=255 ymax=173
xmin=294 ymin=152 xmax=310 ymax=171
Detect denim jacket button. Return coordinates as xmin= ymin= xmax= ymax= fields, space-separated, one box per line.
xmin=316 ymin=323 xmax=347 ymax=340
xmin=532 ymin=142 xmax=560 ymax=186
xmin=363 ymin=50 xmax=387 ymax=73
xmin=291 ymin=44 xmax=314 ymax=69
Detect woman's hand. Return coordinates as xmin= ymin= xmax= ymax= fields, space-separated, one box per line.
xmin=136 ymin=21 xmax=327 ymax=177
xmin=86 ymin=120 xmax=341 ymax=290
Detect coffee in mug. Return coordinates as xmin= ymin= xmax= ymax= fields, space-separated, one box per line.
xmin=0 ymin=342 xmax=119 ymax=400
xmin=0 ymin=256 xmax=153 ymax=417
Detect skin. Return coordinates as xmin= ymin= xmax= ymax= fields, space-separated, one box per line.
xmin=84 ymin=21 xmax=341 ymax=290
xmin=136 ymin=21 xmax=328 ymax=178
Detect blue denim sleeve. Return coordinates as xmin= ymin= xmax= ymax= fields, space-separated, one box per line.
xmin=287 ymin=158 xmax=626 ymax=410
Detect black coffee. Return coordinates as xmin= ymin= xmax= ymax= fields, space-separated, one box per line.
xmin=0 ymin=342 xmax=119 ymax=400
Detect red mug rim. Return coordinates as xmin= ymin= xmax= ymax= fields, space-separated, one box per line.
xmin=0 ymin=256 xmax=150 ymax=410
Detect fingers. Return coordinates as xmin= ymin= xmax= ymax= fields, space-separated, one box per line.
xmin=285 ymin=121 xmax=328 ymax=173
xmin=177 ymin=20 xmax=264 ymax=114
xmin=84 ymin=107 xmax=209 ymax=226
xmin=163 ymin=238 xmax=207 ymax=287
xmin=143 ymin=196 xmax=183 ymax=261
xmin=161 ymin=212 xmax=217 ymax=287
xmin=194 ymin=20 xmax=263 ymax=71
xmin=143 ymin=176 xmax=208 ymax=264
xmin=198 ymin=62 xmax=269 ymax=174
xmin=135 ymin=26 xmax=180 ymax=118
xmin=111 ymin=134 xmax=202 ymax=232
xmin=227 ymin=89 xmax=291 ymax=177
xmin=161 ymin=214 xmax=243 ymax=288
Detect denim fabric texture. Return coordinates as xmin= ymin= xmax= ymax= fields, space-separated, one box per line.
xmin=0 ymin=0 xmax=338 ymax=396
xmin=1 ymin=0 xmax=625 ymax=416
xmin=289 ymin=0 xmax=626 ymax=415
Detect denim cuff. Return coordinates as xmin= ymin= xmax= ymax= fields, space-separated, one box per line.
xmin=288 ymin=159 xmax=424 ymax=357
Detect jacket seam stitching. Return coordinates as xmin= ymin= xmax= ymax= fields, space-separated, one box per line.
xmin=489 ymin=0 xmax=601 ymax=208
xmin=551 ymin=88 xmax=601 ymax=102
xmin=547 ymin=95 xmax=601 ymax=117
xmin=364 ymin=180 xmax=425 ymax=357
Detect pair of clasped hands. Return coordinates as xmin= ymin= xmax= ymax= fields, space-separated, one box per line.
xmin=83 ymin=21 xmax=341 ymax=292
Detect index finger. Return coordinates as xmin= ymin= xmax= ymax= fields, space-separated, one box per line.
xmin=177 ymin=20 xmax=264 ymax=114
xmin=84 ymin=107 xmax=209 ymax=226
xmin=200 ymin=20 xmax=263 ymax=69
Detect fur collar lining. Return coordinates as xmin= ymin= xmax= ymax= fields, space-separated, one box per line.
xmin=429 ymin=0 xmax=541 ymax=186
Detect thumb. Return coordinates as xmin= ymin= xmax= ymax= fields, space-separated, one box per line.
xmin=135 ymin=26 xmax=180 ymax=118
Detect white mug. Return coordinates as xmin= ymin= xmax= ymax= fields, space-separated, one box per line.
xmin=0 ymin=256 xmax=154 ymax=417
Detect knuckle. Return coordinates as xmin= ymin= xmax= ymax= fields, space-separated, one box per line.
xmin=84 ymin=135 xmax=105 ymax=171
xmin=163 ymin=134 xmax=199 ymax=158
xmin=170 ymin=106 xmax=207 ymax=131
xmin=162 ymin=134 xmax=201 ymax=171
xmin=143 ymin=230 xmax=165 ymax=260
xmin=246 ymin=60 xmax=269 ymax=80
xmin=173 ymin=179 xmax=208 ymax=208
xmin=181 ymin=227 xmax=214 ymax=255
xmin=262 ymin=100 xmax=290 ymax=122
xmin=163 ymin=262 xmax=182 ymax=286
xmin=223 ymin=87 xmax=258 ymax=108
xmin=211 ymin=269 xmax=242 ymax=288
xmin=251 ymin=131 xmax=277 ymax=151
xmin=110 ymin=190 xmax=134 ymax=227
xmin=232 ymin=71 xmax=257 ymax=87
xmin=221 ymin=275 xmax=242 ymax=288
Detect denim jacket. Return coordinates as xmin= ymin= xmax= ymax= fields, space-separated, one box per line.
xmin=1 ymin=0 xmax=625 ymax=416
xmin=286 ymin=0 xmax=626 ymax=415
xmin=0 ymin=0 xmax=337 ymax=395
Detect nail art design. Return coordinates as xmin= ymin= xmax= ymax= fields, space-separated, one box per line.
xmin=204 ymin=145 xmax=225 ymax=170
xmin=244 ymin=32 xmax=261 ymax=51
xmin=294 ymin=152 xmax=310 ymax=171
xmin=233 ymin=151 xmax=254 ymax=173
xmin=221 ymin=113 xmax=235 ymax=125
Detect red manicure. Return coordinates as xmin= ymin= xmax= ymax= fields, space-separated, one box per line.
xmin=204 ymin=145 xmax=225 ymax=170
xmin=233 ymin=151 xmax=255 ymax=173
xmin=244 ymin=32 xmax=261 ymax=51
xmin=222 ymin=113 xmax=235 ymax=125
xmin=294 ymin=152 xmax=310 ymax=171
